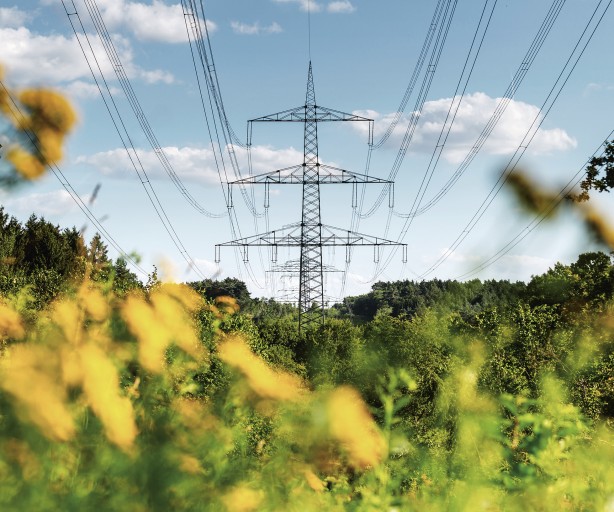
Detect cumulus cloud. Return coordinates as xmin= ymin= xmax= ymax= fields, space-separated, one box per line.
xmin=354 ymin=92 xmax=576 ymax=162
xmin=0 ymin=6 xmax=28 ymax=28
xmin=327 ymin=1 xmax=356 ymax=13
xmin=272 ymin=0 xmax=322 ymax=12
xmin=5 ymin=190 xmax=86 ymax=217
xmin=230 ymin=21 xmax=283 ymax=35
xmin=90 ymin=0 xmax=216 ymax=44
xmin=0 ymin=26 xmax=174 ymax=87
xmin=76 ymin=145 xmax=306 ymax=185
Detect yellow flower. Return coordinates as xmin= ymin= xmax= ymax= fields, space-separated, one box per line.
xmin=179 ymin=454 xmax=202 ymax=475
xmin=0 ymin=301 xmax=25 ymax=339
xmin=222 ymin=485 xmax=263 ymax=512
xmin=218 ymin=337 xmax=305 ymax=402
xmin=122 ymin=285 xmax=204 ymax=373
xmin=1 ymin=345 xmax=75 ymax=441
xmin=160 ymin=282 xmax=203 ymax=313
xmin=215 ymin=295 xmax=240 ymax=314
xmin=327 ymin=386 xmax=386 ymax=469
xmin=52 ymin=300 xmax=82 ymax=345
xmin=6 ymin=147 xmax=46 ymax=179
xmin=581 ymin=206 xmax=614 ymax=250
xmin=303 ymin=467 xmax=325 ymax=492
xmin=150 ymin=291 xmax=199 ymax=358
xmin=122 ymin=295 xmax=170 ymax=374
xmin=80 ymin=342 xmax=137 ymax=451
xmin=19 ymin=89 xmax=77 ymax=133
xmin=78 ymin=285 xmax=109 ymax=322
xmin=37 ymin=126 xmax=64 ymax=162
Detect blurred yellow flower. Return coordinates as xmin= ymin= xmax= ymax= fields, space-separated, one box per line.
xmin=0 ymin=301 xmax=25 ymax=339
xmin=19 ymin=89 xmax=76 ymax=133
xmin=327 ymin=386 xmax=386 ymax=469
xmin=222 ymin=485 xmax=263 ymax=512
xmin=179 ymin=454 xmax=202 ymax=475
xmin=1 ymin=86 xmax=76 ymax=180
xmin=581 ymin=205 xmax=614 ymax=250
xmin=79 ymin=285 xmax=109 ymax=322
xmin=80 ymin=343 xmax=137 ymax=451
xmin=150 ymin=292 xmax=199 ymax=358
xmin=160 ymin=282 xmax=203 ymax=313
xmin=303 ymin=467 xmax=325 ymax=492
xmin=52 ymin=299 xmax=82 ymax=345
xmin=122 ymin=285 xmax=204 ymax=373
xmin=215 ymin=295 xmax=240 ymax=314
xmin=123 ymin=295 xmax=169 ymax=373
xmin=218 ymin=337 xmax=305 ymax=402
xmin=6 ymin=147 xmax=46 ymax=180
xmin=1 ymin=345 xmax=75 ymax=441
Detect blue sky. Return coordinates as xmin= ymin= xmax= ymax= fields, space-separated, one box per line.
xmin=1 ymin=0 xmax=614 ymax=299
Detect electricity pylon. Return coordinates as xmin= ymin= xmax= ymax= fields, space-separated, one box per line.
xmin=267 ymin=259 xmax=344 ymax=306
xmin=216 ymin=62 xmax=406 ymax=331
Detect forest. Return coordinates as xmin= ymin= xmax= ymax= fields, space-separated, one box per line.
xmin=1 ymin=204 xmax=613 ymax=510
xmin=1 ymin=66 xmax=614 ymax=511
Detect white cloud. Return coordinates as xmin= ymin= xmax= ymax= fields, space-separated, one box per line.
xmin=5 ymin=190 xmax=85 ymax=217
xmin=327 ymin=1 xmax=355 ymax=13
xmin=0 ymin=26 xmax=174 ymax=87
xmin=231 ymin=21 xmax=283 ymax=35
xmin=59 ymin=80 xmax=123 ymax=99
xmin=76 ymin=145 xmax=306 ymax=185
xmin=272 ymin=0 xmax=322 ymax=12
xmin=91 ymin=0 xmax=216 ymax=44
xmin=584 ymin=82 xmax=614 ymax=95
xmin=247 ymin=145 xmax=305 ymax=172
xmin=139 ymin=69 xmax=175 ymax=85
xmin=0 ymin=6 xmax=28 ymax=28
xmin=354 ymin=92 xmax=576 ymax=162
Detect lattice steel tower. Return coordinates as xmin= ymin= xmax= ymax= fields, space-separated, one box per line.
xmin=216 ymin=63 xmax=406 ymax=330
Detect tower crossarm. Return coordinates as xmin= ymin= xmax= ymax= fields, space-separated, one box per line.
xmin=229 ymin=164 xmax=391 ymax=186
xmin=216 ymin=223 xmax=406 ymax=253
xmin=248 ymin=107 xmax=374 ymax=145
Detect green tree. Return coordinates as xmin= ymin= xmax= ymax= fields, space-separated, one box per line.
xmin=576 ymin=139 xmax=614 ymax=201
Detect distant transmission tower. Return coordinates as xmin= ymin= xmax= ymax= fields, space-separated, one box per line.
xmin=216 ymin=62 xmax=406 ymax=330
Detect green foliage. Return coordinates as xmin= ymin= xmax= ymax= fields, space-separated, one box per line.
xmin=0 ymin=208 xmax=141 ymax=308
xmin=188 ymin=277 xmax=252 ymax=309
xmin=577 ymin=138 xmax=614 ymax=201
xmin=339 ymin=277 xmax=526 ymax=322
xmin=1 ymin=206 xmax=614 ymax=510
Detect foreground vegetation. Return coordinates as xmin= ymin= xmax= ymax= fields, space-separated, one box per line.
xmin=0 ymin=207 xmax=613 ymax=511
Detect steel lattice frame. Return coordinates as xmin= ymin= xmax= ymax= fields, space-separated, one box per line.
xmin=217 ymin=63 xmax=406 ymax=331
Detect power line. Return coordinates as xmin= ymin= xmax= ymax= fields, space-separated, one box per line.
xmin=78 ymin=0 xmax=227 ymax=219
xmin=390 ymin=0 xmax=498 ymax=224
xmin=183 ymin=0 xmax=270 ymax=287
xmin=364 ymin=0 xmax=572 ymax=283
xmin=0 ymin=77 xmax=147 ymax=277
xmin=419 ymin=0 xmax=612 ymax=279
xmin=62 ymin=0 xmax=210 ymax=280
xmin=398 ymin=0 xmax=567 ymax=219
xmin=355 ymin=0 xmax=459 ymax=221
xmin=342 ymin=0 xmax=459 ymax=297
xmin=182 ymin=0 xmax=265 ymax=219
xmin=454 ymin=129 xmax=614 ymax=280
